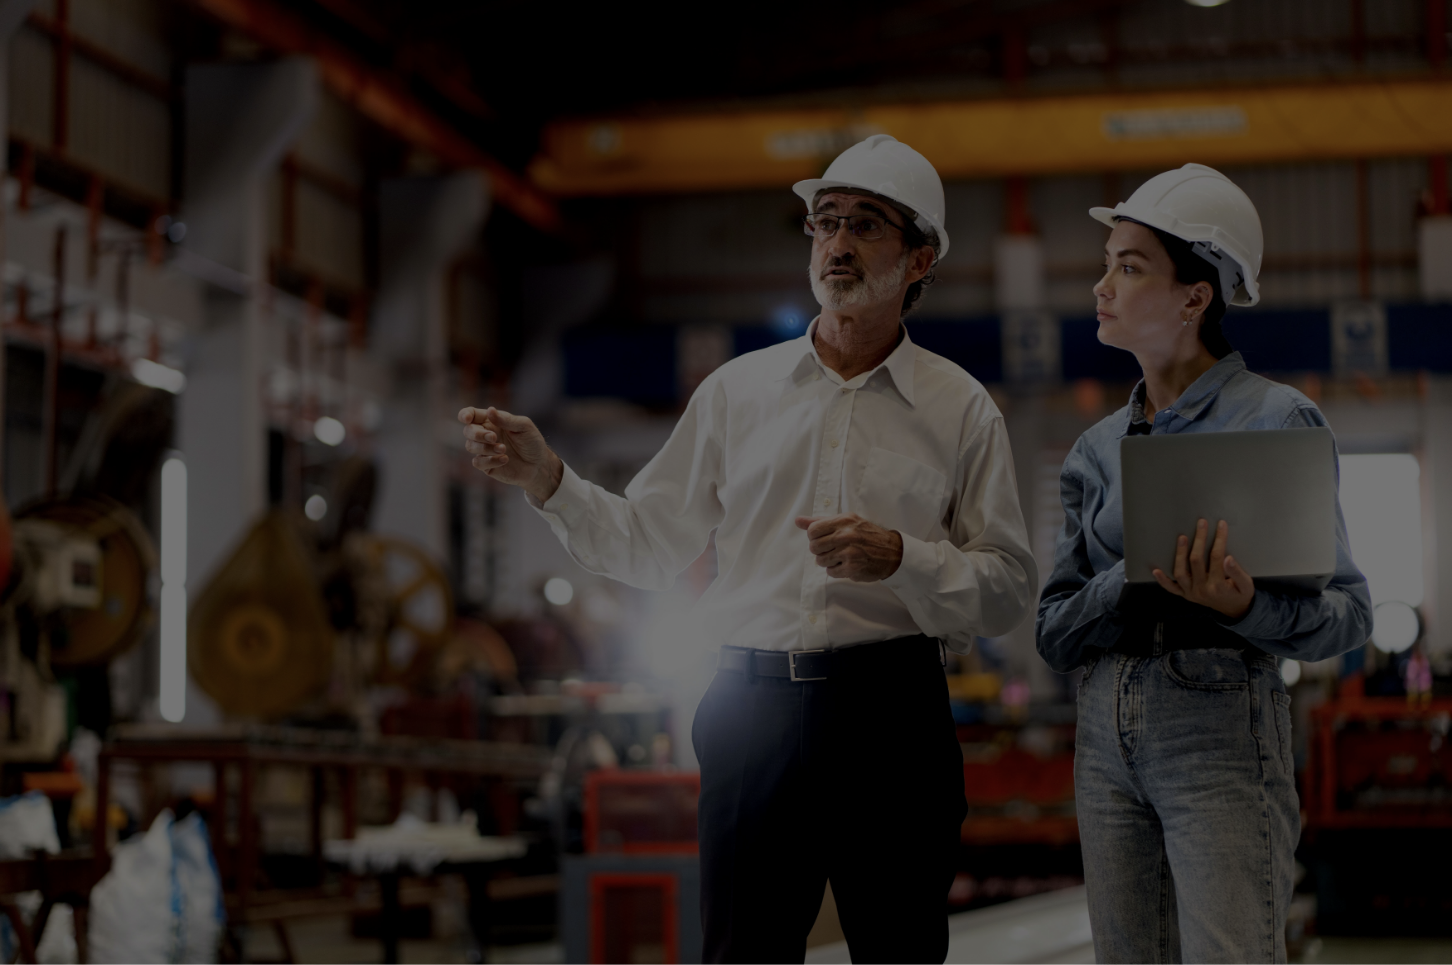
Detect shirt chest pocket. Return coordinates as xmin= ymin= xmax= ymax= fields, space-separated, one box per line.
xmin=855 ymin=447 xmax=950 ymax=538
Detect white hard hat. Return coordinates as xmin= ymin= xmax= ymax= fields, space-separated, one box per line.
xmin=793 ymin=134 xmax=949 ymax=263
xmin=1090 ymin=163 xmax=1263 ymax=307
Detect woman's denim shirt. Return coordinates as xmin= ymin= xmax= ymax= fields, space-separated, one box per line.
xmin=1035 ymin=351 xmax=1373 ymax=673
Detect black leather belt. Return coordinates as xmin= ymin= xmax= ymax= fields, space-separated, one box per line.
xmin=717 ymin=635 xmax=940 ymax=682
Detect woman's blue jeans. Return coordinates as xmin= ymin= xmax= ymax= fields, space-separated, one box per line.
xmin=1075 ymin=647 xmax=1299 ymax=963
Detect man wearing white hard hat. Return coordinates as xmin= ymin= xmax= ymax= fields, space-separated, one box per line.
xmin=1037 ymin=164 xmax=1371 ymax=962
xmin=460 ymin=134 xmax=1036 ymax=962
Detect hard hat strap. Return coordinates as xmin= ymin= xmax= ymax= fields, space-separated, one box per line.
xmin=1189 ymin=240 xmax=1245 ymax=305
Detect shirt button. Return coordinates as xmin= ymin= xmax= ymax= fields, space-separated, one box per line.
xmin=840 ymin=388 xmax=849 ymax=395
xmin=808 ymin=614 xmax=817 ymax=624
xmin=822 ymin=498 xmax=831 ymax=507
xmin=829 ymin=439 xmax=839 ymax=448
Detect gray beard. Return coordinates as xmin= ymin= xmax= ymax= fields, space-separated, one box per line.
xmin=810 ymin=252 xmax=909 ymax=312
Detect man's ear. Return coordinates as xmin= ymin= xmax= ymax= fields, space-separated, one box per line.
xmin=906 ymin=246 xmax=935 ymax=284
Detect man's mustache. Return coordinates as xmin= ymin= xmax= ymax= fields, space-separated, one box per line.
xmin=819 ymin=254 xmax=865 ymax=280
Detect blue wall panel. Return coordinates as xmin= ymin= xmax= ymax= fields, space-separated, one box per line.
xmin=563 ymin=327 xmax=678 ymax=405
xmin=1388 ymin=303 xmax=1452 ymax=373
xmin=906 ymin=316 xmax=1003 ymax=384
xmin=1223 ymin=309 xmax=1331 ymax=373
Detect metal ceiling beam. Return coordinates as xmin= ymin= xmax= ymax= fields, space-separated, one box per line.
xmin=185 ymin=0 xmax=560 ymax=233
xmin=531 ymin=78 xmax=1452 ymax=196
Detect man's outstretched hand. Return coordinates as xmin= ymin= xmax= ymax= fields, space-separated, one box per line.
xmin=795 ymin=514 xmax=903 ymax=582
xmin=459 ymin=406 xmax=564 ymax=503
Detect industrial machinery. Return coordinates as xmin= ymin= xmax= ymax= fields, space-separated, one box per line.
xmin=1301 ymin=672 xmax=1452 ymax=936
xmin=189 ymin=455 xmax=455 ymax=721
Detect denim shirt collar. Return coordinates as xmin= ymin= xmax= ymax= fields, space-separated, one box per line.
xmin=1122 ymin=351 xmax=1247 ymax=437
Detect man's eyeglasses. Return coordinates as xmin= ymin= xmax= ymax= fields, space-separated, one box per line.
xmin=802 ymin=213 xmax=906 ymax=242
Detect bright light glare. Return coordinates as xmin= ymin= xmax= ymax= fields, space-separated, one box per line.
xmin=1370 ymin=600 xmax=1420 ymax=654
xmin=1280 ymin=659 xmax=1301 ymax=687
xmin=1339 ymin=454 xmax=1423 ymax=607
xmin=304 ymin=494 xmax=328 ymax=521
xmin=543 ymin=577 xmax=574 ymax=606
xmin=314 ymin=416 xmax=346 ymax=446
xmin=159 ymin=457 xmax=187 ymax=723
xmin=132 ymin=358 xmax=186 ymax=394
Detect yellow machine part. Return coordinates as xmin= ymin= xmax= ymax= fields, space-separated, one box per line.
xmin=347 ymin=533 xmax=455 ymax=688
xmin=189 ymin=512 xmax=334 ymax=719
xmin=17 ymin=495 xmax=157 ymax=667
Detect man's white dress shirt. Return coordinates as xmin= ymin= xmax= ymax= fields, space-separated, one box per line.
xmin=530 ymin=319 xmax=1037 ymax=653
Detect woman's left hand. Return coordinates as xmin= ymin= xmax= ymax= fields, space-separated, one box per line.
xmin=1152 ymin=518 xmax=1255 ymax=620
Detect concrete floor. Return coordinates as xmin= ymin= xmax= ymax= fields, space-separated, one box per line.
xmin=237 ymin=887 xmax=1452 ymax=964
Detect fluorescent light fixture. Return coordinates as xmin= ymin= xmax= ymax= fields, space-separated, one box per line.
xmin=304 ymin=494 xmax=328 ymax=521
xmin=159 ymin=457 xmax=187 ymax=723
xmin=314 ymin=416 xmax=346 ymax=446
xmin=544 ymin=577 xmax=574 ymax=606
xmin=133 ymin=358 xmax=186 ymax=394
xmin=1185 ymin=0 xmax=1230 ymax=6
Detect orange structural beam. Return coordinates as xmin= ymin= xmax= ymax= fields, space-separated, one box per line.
xmin=532 ymin=78 xmax=1452 ymax=196
xmin=185 ymin=0 xmax=560 ymax=233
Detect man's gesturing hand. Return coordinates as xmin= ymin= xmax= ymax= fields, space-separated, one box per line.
xmin=794 ymin=514 xmax=903 ymax=582
xmin=459 ymin=406 xmax=564 ymax=503
xmin=1152 ymin=518 xmax=1255 ymax=620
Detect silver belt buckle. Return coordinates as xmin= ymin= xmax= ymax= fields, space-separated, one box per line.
xmin=788 ymin=649 xmax=827 ymax=682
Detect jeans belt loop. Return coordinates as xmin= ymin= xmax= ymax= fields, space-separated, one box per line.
xmin=1152 ymin=621 xmax=1165 ymax=658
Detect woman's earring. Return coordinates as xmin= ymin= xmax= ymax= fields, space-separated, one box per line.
xmin=1181 ymin=311 xmax=1193 ymax=327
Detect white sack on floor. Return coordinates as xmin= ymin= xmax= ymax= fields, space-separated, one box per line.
xmin=0 ymin=791 xmax=62 ymax=858
xmin=88 ymin=809 xmax=225 ymax=964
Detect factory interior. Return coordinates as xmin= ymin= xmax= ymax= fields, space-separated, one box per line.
xmin=1 ymin=0 xmax=1451 ymax=962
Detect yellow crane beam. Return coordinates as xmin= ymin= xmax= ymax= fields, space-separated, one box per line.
xmin=530 ymin=78 xmax=1452 ymax=196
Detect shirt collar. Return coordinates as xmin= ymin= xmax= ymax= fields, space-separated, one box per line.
xmin=787 ymin=316 xmax=918 ymax=407
xmin=1123 ymin=351 xmax=1247 ymax=435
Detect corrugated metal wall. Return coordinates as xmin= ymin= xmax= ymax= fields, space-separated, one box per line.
xmin=7 ymin=0 xmax=172 ymax=202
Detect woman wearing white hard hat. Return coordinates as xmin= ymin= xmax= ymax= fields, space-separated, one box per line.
xmin=1036 ymin=164 xmax=1372 ymax=962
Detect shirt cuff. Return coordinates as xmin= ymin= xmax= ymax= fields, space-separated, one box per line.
xmin=1216 ymin=588 xmax=1276 ymax=639
xmin=1098 ymin=559 xmax=1128 ymax=613
xmin=526 ymin=461 xmax=590 ymax=529
xmin=880 ymin=531 xmax=936 ymax=596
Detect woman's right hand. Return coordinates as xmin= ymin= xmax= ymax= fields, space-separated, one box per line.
xmin=1152 ymin=518 xmax=1256 ymax=621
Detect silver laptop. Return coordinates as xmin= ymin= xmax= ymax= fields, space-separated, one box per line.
xmin=1121 ymin=427 xmax=1338 ymax=594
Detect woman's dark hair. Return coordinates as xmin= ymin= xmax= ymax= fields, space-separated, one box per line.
xmin=1142 ymin=222 xmax=1235 ymax=359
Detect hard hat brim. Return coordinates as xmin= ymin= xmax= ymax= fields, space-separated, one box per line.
xmin=794 ymin=178 xmax=950 ymax=263
xmin=1088 ymin=204 xmax=1259 ymax=307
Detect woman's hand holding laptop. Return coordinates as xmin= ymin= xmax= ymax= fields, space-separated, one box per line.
xmin=1151 ymin=518 xmax=1255 ymax=620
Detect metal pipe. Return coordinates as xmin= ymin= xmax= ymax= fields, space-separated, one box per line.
xmin=44 ymin=224 xmax=65 ymax=497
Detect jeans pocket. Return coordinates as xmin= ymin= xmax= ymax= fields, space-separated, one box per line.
xmin=1272 ymin=690 xmax=1293 ymax=772
xmin=1164 ymin=648 xmax=1251 ymax=690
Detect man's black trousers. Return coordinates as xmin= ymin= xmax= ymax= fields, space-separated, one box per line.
xmin=692 ymin=635 xmax=968 ymax=964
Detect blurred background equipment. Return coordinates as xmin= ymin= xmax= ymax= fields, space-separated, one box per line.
xmin=188 ymin=512 xmax=334 ymax=719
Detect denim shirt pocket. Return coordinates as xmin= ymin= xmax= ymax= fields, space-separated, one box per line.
xmin=1271 ymin=690 xmax=1293 ymax=771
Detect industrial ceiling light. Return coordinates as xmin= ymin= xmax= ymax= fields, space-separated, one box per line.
xmin=1185 ymin=0 xmax=1231 ymax=6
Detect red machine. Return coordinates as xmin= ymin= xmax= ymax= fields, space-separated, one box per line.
xmin=1302 ymin=674 xmax=1452 ymax=831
